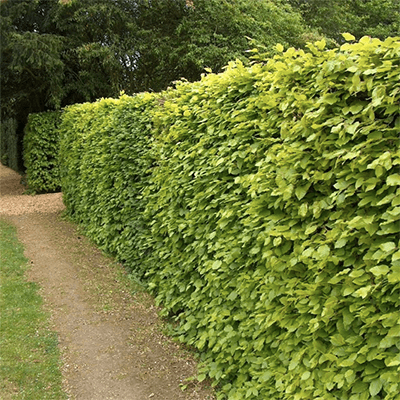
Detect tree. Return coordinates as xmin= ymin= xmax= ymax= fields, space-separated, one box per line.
xmin=0 ymin=0 xmax=65 ymax=170
xmin=132 ymin=0 xmax=309 ymax=91
xmin=287 ymin=0 xmax=400 ymax=43
xmin=1 ymin=0 xmax=140 ymax=118
xmin=350 ymin=0 xmax=400 ymax=39
xmin=1 ymin=0 xmax=311 ymax=109
xmin=51 ymin=0 xmax=140 ymax=104
xmin=0 ymin=0 xmax=65 ymax=116
xmin=1 ymin=0 xmax=140 ymax=170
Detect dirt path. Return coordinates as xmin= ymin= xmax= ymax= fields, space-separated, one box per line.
xmin=0 ymin=164 xmax=214 ymax=400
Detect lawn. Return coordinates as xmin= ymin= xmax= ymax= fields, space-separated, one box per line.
xmin=0 ymin=219 xmax=66 ymax=399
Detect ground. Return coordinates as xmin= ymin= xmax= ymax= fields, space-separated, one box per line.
xmin=0 ymin=163 xmax=215 ymax=400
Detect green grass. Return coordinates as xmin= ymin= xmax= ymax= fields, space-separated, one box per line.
xmin=0 ymin=219 xmax=66 ymax=399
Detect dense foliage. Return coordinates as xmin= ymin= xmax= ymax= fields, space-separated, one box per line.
xmin=23 ymin=111 xmax=62 ymax=193
xmin=287 ymin=0 xmax=400 ymax=44
xmin=59 ymin=93 xmax=158 ymax=273
xmin=59 ymin=36 xmax=400 ymax=399
xmin=142 ymin=36 xmax=400 ymax=399
xmin=1 ymin=0 xmax=311 ymax=170
xmin=133 ymin=0 xmax=309 ymax=91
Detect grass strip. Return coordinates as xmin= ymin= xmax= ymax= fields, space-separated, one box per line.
xmin=0 ymin=219 xmax=66 ymax=399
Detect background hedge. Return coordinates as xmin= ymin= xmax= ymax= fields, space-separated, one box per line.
xmin=59 ymin=36 xmax=400 ymax=400
xmin=23 ymin=111 xmax=62 ymax=193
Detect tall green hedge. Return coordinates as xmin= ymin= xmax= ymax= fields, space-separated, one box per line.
xmin=23 ymin=111 xmax=62 ymax=193
xmin=143 ymin=36 xmax=400 ymax=399
xmin=59 ymin=36 xmax=400 ymax=400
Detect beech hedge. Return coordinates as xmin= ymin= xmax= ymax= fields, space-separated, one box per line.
xmin=23 ymin=111 xmax=62 ymax=193
xmin=59 ymin=36 xmax=400 ymax=400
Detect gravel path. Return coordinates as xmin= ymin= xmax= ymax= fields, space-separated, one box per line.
xmin=0 ymin=167 xmax=65 ymax=215
xmin=0 ymin=163 xmax=214 ymax=400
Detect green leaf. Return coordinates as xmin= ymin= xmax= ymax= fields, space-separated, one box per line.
xmin=372 ymin=86 xmax=386 ymax=107
xmin=354 ymin=286 xmax=371 ymax=298
xmin=379 ymin=336 xmax=398 ymax=349
xmin=370 ymin=265 xmax=389 ymax=276
xmin=387 ymin=174 xmax=400 ymax=186
xmin=352 ymin=381 xmax=368 ymax=394
xmin=315 ymin=39 xmax=326 ymax=50
xmin=388 ymin=270 xmax=400 ymax=283
xmin=260 ymin=371 xmax=272 ymax=382
xmin=385 ymin=353 xmax=400 ymax=367
xmin=317 ymin=245 xmax=330 ymax=258
xmin=380 ymin=242 xmax=396 ymax=252
xmin=374 ymin=164 xmax=385 ymax=177
xmin=212 ymin=260 xmax=222 ymax=270
xmin=343 ymin=286 xmax=355 ymax=296
xmin=342 ymin=32 xmax=355 ymax=41
xmin=305 ymin=225 xmax=317 ymax=235
xmin=331 ymin=334 xmax=346 ymax=346
xmin=388 ymin=325 xmax=400 ymax=337
xmin=299 ymin=203 xmax=308 ymax=217
xmin=295 ymin=184 xmax=310 ymax=200
xmin=349 ymin=104 xmax=364 ymax=114
xmin=323 ymin=93 xmax=339 ymax=105
xmin=301 ymin=371 xmax=311 ymax=380
xmin=369 ymin=379 xmax=383 ymax=397
xmin=335 ymin=238 xmax=347 ymax=249
xmin=392 ymin=251 xmax=400 ymax=262
xmin=228 ymin=291 xmax=238 ymax=301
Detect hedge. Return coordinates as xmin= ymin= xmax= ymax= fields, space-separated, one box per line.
xmin=23 ymin=111 xmax=62 ymax=193
xmin=59 ymin=36 xmax=400 ymax=400
xmin=142 ymin=36 xmax=400 ymax=399
xmin=59 ymin=93 xmax=158 ymax=273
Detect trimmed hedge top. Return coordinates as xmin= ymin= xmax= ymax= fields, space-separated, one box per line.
xmin=59 ymin=36 xmax=400 ymax=400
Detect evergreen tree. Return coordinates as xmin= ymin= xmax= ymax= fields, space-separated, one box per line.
xmin=0 ymin=0 xmax=65 ymax=170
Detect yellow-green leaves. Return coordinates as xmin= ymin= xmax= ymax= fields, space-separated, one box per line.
xmin=370 ymin=265 xmax=390 ymax=276
xmin=59 ymin=36 xmax=400 ymax=400
xmin=387 ymin=174 xmax=400 ymax=186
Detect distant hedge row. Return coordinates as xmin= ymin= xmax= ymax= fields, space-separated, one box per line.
xmin=53 ymin=36 xmax=400 ymax=399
